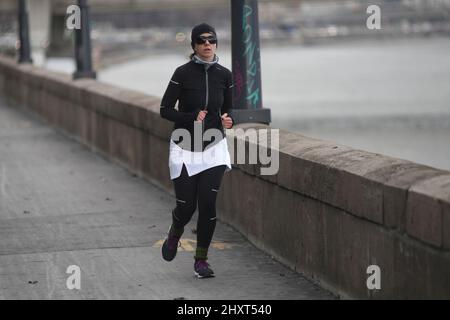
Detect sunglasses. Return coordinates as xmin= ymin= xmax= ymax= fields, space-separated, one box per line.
xmin=195 ymin=36 xmax=217 ymax=45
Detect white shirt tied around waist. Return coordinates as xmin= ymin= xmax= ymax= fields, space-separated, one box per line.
xmin=168 ymin=137 xmax=232 ymax=180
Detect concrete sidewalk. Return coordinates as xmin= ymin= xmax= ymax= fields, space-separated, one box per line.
xmin=0 ymin=98 xmax=334 ymax=300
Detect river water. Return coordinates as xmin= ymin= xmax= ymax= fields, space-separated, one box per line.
xmin=50 ymin=37 xmax=450 ymax=171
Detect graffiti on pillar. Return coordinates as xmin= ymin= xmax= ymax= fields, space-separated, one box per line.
xmin=233 ymin=60 xmax=244 ymax=102
xmin=242 ymin=4 xmax=260 ymax=108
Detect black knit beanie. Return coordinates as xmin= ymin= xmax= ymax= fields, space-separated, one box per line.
xmin=191 ymin=23 xmax=217 ymax=49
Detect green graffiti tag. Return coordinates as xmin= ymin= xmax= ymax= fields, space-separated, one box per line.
xmin=242 ymin=4 xmax=260 ymax=108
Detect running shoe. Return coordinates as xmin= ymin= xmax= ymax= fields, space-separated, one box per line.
xmin=194 ymin=259 xmax=215 ymax=278
xmin=161 ymin=233 xmax=180 ymax=261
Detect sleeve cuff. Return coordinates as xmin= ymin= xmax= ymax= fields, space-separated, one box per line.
xmin=191 ymin=109 xmax=201 ymax=122
xmin=228 ymin=114 xmax=235 ymax=128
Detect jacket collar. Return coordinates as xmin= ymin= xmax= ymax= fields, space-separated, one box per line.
xmin=191 ymin=54 xmax=219 ymax=70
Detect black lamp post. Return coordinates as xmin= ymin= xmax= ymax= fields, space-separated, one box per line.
xmin=73 ymin=0 xmax=96 ymax=79
xmin=230 ymin=0 xmax=271 ymax=125
xmin=18 ymin=0 xmax=33 ymax=64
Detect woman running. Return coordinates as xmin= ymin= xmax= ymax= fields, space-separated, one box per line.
xmin=160 ymin=23 xmax=234 ymax=278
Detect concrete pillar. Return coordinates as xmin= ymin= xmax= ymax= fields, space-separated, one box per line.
xmin=28 ymin=0 xmax=51 ymax=66
xmin=48 ymin=14 xmax=73 ymax=57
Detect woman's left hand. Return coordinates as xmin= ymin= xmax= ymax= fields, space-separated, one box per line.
xmin=221 ymin=113 xmax=233 ymax=129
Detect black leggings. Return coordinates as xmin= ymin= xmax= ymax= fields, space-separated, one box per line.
xmin=172 ymin=164 xmax=226 ymax=249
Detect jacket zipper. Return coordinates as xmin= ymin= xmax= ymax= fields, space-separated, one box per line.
xmin=201 ymin=66 xmax=209 ymax=138
xmin=204 ymin=66 xmax=209 ymax=110
xmin=202 ymin=65 xmax=223 ymax=140
xmin=205 ymin=66 xmax=223 ymax=123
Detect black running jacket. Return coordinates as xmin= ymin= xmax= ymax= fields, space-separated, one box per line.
xmin=160 ymin=60 xmax=234 ymax=151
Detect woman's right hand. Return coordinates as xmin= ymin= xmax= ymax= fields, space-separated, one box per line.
xmin=196 ymin=110 xmax=208 ymax=121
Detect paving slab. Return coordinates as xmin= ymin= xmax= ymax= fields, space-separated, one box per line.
xmin=0 ymin=98 xmax=334 ymax=300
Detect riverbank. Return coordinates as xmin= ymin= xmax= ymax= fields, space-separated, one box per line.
xmin=97 ymin=36 xmax=450 ymax=171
